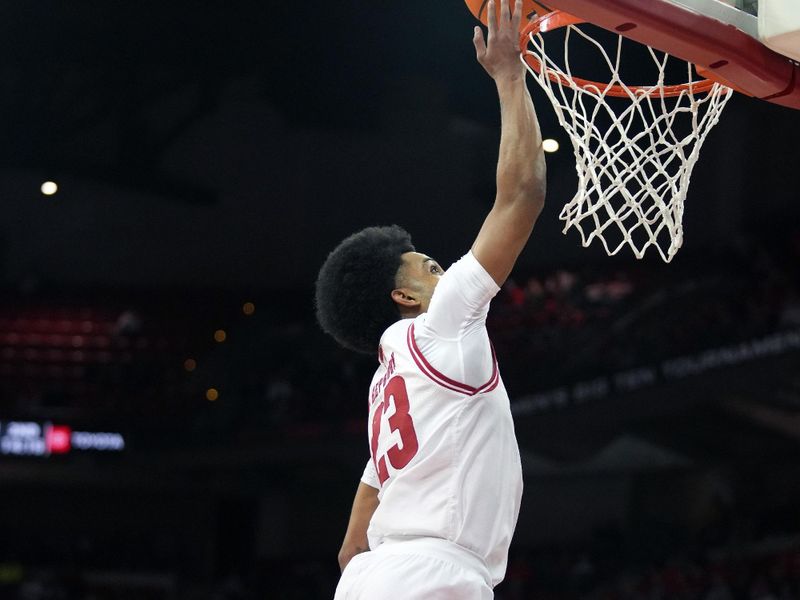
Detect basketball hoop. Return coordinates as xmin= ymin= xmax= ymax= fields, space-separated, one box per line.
xmin=520 ymin=10 xmax=734 ymax=262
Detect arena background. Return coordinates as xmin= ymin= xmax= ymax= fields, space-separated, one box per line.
xmin=1 ymin=1 xmax=799 ymax=598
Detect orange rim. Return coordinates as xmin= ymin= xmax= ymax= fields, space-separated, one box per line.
xmin=519 ymin=10 xmax=717 ymax=98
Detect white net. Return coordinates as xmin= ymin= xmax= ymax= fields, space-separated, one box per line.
xmin=522 ymin=22 xmax=734 ymax=262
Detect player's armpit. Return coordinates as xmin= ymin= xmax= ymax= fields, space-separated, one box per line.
xmin=338 ymin=481 xmax=380 ymax=572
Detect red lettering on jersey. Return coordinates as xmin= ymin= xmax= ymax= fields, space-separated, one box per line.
xmin=369 ymin=352 xmax=396 ymax=405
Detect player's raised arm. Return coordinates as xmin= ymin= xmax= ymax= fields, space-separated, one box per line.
xmin=471 ymin=0 xmax=546 ymax=286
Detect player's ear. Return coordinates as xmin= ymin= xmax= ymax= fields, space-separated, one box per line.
xmin=391 ymin=288 xmax=420 ymax=308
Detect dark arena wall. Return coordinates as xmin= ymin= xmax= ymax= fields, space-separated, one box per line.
xmin=1 ymin=1 xmax=800 ymax=598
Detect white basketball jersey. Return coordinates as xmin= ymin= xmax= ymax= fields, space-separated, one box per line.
xmin=361 ymin=252 xmax=523 ymax=588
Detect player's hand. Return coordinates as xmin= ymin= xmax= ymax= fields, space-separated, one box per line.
xmin=473 ymin=0 xmax=525 ymax=84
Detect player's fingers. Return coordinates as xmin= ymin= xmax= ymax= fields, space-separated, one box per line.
xmin=512 ymin=0 xmax=523 ymax=31
xmin=486 ymin=0 xmax=496 ymax=38
xmin=501 ymin=0 xmax=511 ymax=29
xmin=473 ymin=26 xmax=487 ymax=61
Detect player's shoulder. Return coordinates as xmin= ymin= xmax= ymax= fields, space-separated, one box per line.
xmin=433 ymin=252 xmax=500 ymax=302
xmin=383 ymin=317 xmax=414 ymax=337
xmin=450 ymin=251 xmax=500 ymax=288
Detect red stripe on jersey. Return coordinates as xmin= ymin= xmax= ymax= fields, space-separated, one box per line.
xmin=474 ymin=344 xmax=501 ymax=394
xmin=407 ymin=323 xmax=475 ymax=394
xmin=407 ymin=322 xmax=499 ymax=397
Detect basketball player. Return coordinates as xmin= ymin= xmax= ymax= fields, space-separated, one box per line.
xmin=315 ymin=0 xmax=545 ymax=597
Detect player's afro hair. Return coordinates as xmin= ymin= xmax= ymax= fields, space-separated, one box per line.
xmin=315 ymin=225 xmax=415 ymax=354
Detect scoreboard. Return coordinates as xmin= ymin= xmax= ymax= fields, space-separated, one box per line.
xmin=0 ymin=421 xmax=125 ymax=457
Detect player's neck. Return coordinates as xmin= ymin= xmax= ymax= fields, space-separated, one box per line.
xmin=397 ymin=305 xmax=423 ymax=320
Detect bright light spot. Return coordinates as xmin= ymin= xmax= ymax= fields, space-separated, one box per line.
xmin=242 ymin=302 xmax=255 ymax=316
xmin=213 ymin=329 xmax=227 ymax=343
xmin=206 ymin=388 xmax=219 ymax=401
xmin=542 ymin=138 xmax=560 ymax=153
xmin=184 ymin=358 xmax=197 ymax=372
xmin=41 ymin=181 xmax=58 ymax=195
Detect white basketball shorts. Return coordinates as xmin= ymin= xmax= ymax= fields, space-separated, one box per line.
xmin=333 ymin=537 xmax=493 ymax=600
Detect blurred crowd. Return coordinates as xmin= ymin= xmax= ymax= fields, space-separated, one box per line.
xmin=498 ymin=539 xmax=800 ymax=600
xmin=2 ymin=229 xmax=798 ymax=431
xmin=488 ymin=230 xmax=799 ymax=391
xmin=7 ymin=530 xmax=800 ymax=599
xmin=233 ymin=227 xmax=800 ymax=427
xmin=1 ymin=229 xmax=799 ymax=598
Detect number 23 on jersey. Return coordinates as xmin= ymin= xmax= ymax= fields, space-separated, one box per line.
xmin=370 ymin=376 xmax=419 ymax=485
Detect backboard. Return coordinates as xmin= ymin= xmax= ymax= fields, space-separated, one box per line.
xmin=536 ymin=0 xmax=800 ymax=110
